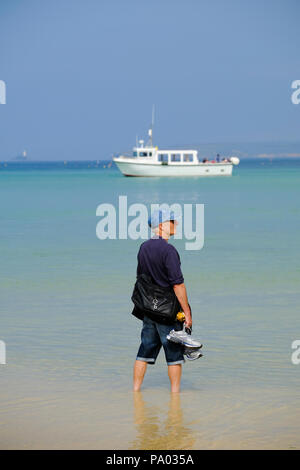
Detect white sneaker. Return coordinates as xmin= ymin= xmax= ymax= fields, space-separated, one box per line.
xmin=167 ymin=330 xmax=202 ymax=348
xmin=184 ymin=348 xmax=203 ymax=361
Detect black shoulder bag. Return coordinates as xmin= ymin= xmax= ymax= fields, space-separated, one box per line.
xmin=131 ymin=273 xmax=181 ymax=325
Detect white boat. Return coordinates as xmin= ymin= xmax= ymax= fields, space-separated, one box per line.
xmin=113 ymin=113 xmax=240 ymax=177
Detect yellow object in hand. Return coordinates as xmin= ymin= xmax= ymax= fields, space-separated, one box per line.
xmin=176 ymin=311 xmax=185 ymax=322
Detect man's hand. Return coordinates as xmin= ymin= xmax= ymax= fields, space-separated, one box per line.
xmin=184 ymin=311 xmax=192 ymax=329
xmin=173 ymin=283 xmax=192 ymax=329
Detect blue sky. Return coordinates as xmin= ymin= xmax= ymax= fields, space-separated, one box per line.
xmin=0 ymin=0 xmax=299 ymax=160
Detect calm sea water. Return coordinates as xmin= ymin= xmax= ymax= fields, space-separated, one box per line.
xmin=1 ymin=158 xmax=300 ymax=449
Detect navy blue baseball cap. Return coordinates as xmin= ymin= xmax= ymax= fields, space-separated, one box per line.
xmin=148 ymin=209 xmax=179 ymax=228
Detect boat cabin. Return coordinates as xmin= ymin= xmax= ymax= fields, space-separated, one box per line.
xmin=131 ymin=140 xmax=198 ymax=165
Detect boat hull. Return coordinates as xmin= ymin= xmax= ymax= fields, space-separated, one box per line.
xmin=113 ymin=160 xmax=233 ymax=177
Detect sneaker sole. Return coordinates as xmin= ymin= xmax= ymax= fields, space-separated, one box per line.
xmin=185 ymin=353 xmax=203 ymax=361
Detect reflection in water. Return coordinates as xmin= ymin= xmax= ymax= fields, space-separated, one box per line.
xmin=130 ymin=392 xmax=196 ymax=450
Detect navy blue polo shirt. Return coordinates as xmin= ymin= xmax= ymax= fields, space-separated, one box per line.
xmin=137 ymin=236 xmax=184 ymax=287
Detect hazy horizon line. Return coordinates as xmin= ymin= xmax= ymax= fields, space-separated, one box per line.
xmin=2 ymin=154 xmax=300 ymax=163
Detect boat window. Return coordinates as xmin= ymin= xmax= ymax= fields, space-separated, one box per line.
xmin=139 ymin=152 xmax=148 ymax=157
xmin=133 ymin=151 xmax=138 ymax=157
xmin=183 ymin=154 xmax=193 ymax=162
xmin=158 ymin=154 xmax=169 ymax=162
xmin=171 ymin=154 xmax=181 ymax=162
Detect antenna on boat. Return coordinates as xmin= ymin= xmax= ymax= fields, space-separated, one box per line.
xmin=152 ymin=104 xmax=155 ymax=130
xmin=148 ymin=104 xmax=155 ymax=147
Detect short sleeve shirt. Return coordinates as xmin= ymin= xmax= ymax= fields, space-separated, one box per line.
xmin=137 ymin=236 xmax=184 ymax=287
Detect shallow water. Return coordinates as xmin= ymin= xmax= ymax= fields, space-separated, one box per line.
xmin=0 ymin=158 xmax=300 ymax=449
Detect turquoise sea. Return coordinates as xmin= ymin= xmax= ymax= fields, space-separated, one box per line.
xmin=1 ymin=158 xmax=300 ymax=449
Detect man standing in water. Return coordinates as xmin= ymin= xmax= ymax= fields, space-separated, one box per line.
xmin=132 ymin=209 xmax=192 ymax=393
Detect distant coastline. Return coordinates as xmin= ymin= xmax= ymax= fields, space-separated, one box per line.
xmin=257 ymin=153 xmax=300 ymax=158
xmin=1 ymin=155 xmax=300 ymax=163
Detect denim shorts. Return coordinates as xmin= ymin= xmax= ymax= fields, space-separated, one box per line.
xmin=136 ymin=315 xmax=185 ymax=366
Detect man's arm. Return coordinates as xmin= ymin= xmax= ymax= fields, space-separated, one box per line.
xmin=173 ymin=283 xmax=192 ymax=328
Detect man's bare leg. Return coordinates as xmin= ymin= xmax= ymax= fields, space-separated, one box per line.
xmin=168 ymin=364 xmax=182 ymax=393
xmin=133 ymin=360 xmax=147 ymax=391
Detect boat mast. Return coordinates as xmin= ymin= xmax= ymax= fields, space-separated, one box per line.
xmin=147 ymin=104 xmax=155 ymax=147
